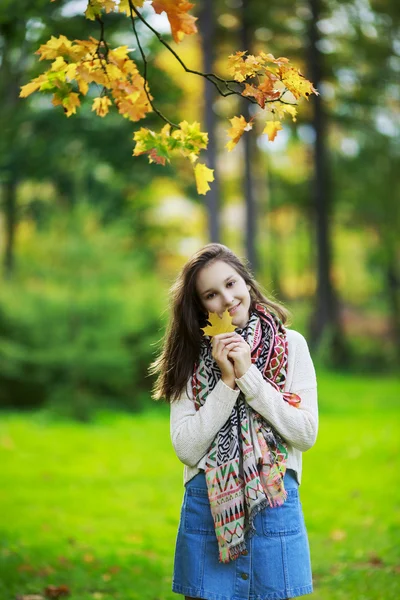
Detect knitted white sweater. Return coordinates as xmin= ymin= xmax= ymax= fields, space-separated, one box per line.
xmin=170 ymin=329 xmax=318 ymax=485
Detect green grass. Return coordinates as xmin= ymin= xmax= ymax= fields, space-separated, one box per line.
xmin=0 ymin=370 xmax=399 ymax=600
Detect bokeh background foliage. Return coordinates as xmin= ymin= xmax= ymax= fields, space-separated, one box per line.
xmin=0 ymin=0 xmax=399 ymax=598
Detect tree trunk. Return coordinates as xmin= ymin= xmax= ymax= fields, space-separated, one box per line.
xmin=387 ymin=260 xmax=400 ymax=357
xmin=241 ymin=0 xmax=257 ymax=272
xmin=198 ymin=0 xmax=220 ymax=243
xmin=307 ymin=0 xmax=347 ymax=364
xmin=3 ymin=177 xmax=17 ymax=278
xmin=0 ymin=23 xmax=21 ymax=279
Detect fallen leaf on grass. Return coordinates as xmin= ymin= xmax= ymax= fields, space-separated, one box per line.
xmin=1 ymin=435 xmax=15 ymax=449
xmin=125 ymin=533 xmax=143 ymax=543
xmin=83 ymin=553 xmax=96 ymax=563
xmin=44 ymin=585 xmax=70 ymax=598
xmin=107 ymin=566 xmax=121 ymax=574
xmin=131 ymin=565 xmax=143 ymax=574
xmin=329 ymin=529 xmax=347 ymax=541
xmin=16 ymin=595 xmax=45 ymax=600
xmin=367 ymin=553 xmax=384 ymax=567
xmin=37 ymin=566 xmax=55 ymax=577
xmin=18 ymin=563 xmax=36 ymax=573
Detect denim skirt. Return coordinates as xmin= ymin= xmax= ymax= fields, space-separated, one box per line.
xmin=172 ymin=469 xmax=313 ymax=600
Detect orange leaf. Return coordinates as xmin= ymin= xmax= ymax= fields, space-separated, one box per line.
xmin=152 ymin=0 xmax=197 ymax=43
xmin=44 ymin=585 xmax=70 ymax=599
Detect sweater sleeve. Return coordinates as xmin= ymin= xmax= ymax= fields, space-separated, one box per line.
xmin=170 ymin=379 xmax=240 ymax=467
xmin=235 ymin=331 xmax=318 ymax=452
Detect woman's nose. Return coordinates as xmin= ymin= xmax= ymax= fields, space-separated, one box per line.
xmin=222 ymin=291 xmax=234 ymax=304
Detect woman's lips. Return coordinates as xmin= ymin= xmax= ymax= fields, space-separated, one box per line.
xmin=229 ymin=302 xmax=241 ymax=315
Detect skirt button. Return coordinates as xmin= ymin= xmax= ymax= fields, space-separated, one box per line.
xmin=241 ymin=573 xmax=249 ymax=580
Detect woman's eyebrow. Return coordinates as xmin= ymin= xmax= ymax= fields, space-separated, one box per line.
xmin=202 ymin=276 xmax=234 ymax=295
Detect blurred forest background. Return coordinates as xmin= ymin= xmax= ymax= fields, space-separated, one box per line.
xmin=0 ymin=0 xmax=399 ymax=418
xmin=1 ymin=2 xmax=400 ymax=599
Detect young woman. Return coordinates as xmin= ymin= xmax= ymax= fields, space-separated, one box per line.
xmin=150 ymin=243 xmax=318 ymax=600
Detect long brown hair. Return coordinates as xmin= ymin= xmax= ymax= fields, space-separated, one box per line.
xmin=149 ymin=243 xmax=290 ymax=402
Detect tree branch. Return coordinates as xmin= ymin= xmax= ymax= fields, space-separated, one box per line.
xmin=128 ymin=1 xmax=178 ymax=127
xmin=128 ymin=2 xmax=254 ymax=101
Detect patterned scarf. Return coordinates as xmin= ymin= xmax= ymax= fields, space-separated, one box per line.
xmin=192 ymin=303 xmax=301 ymax=563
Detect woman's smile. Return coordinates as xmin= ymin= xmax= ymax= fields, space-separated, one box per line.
xmin=228 ymin=302 xmax=241 ymax=315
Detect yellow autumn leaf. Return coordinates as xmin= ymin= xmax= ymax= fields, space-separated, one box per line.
xmin=263 ymin=120 xmax=282 ymax=142
xmin=269 ymin=102 xmax=297 ymax=122
xmin=92 ymin=96 xmax=112 ymax=117
xmin=227 ymin=51 xmax=265 ymax=82
xmin=118 ymin=0 xmax=145 ymax=14
xmin=36 ymin=35 xmax=74 ymax=61
xmin=201 ymin=310 xmax=237 ymax=337
xmin=226 ymin=115 xmax=252 ymax=151
xmin=194 ymin=163 xmax=214 ymax=195
xmin=279 ymin=66 xmax=318 ymax=100
xmin=19 ymin=74 xmax=48 ymax=98
xmin=52 ymin=92 xmax=80 ymax=117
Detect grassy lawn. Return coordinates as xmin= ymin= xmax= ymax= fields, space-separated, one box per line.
xmin=0 ymin=371 xmax=399 ymax=600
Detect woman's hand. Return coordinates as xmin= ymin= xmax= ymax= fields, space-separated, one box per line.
xmin=211 ymin=332 xmax=240 ymax=389
xmin=212 ymin=333 xmax=252 ymax=386
xmin=227 ymin=337 xmax=252 ymax=379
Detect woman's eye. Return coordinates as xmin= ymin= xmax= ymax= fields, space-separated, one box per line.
xmin=206 ymin=293 xmax=215 ymax=299
xmin=227 ymin=280 xmax=235 ymax=287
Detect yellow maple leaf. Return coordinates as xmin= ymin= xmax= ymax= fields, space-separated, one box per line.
xmin=227 ymin=51 xmax=265 ymax=82
xmin=194 ymin=163 xmax=214 ymax=195
xmin=36 ymin=35 xmax=74 ymax=61
xmin=201 ymin=310 xmax=237 ymax=337
xmin=85 ymin=0 xmax=117 ymax=20
xmin=52 ymin=92 xmax=80 ymax=117
xmin=226 ymin=115 xmax=252 ymax=152
xmin=19 ymin=74 xmax=48 ymax=98
xmin=152 ymin=0 xmax=197 ymax=43
xmin=92 ymin=96 xmax=112 ymax=117
xmin=259 ymin=52 xmax=289 ymax=67
xmin=172 ymin=120 xmax=208 ymax=163
xmin=279 ymin=66 xmax=318 ymax=100
xmin=263 ymin=120 xmax=282 ymax=141
xmin=269 ymin=102 xmax=297 ymax=122
xmin=119 ymin=0 xmax=145 ymax=13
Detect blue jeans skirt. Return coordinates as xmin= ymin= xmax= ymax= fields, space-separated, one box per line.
xmin=172 ymin=469 xmax=313 ymax=600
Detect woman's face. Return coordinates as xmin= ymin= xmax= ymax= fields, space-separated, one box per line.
xmin=196 ymin=260 xmax=251 ymax=328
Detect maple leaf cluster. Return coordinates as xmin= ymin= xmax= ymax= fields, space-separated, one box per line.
xmin=20 ymin=0 xmax=317 ymax=195
xmin=133 ymin=121 xmax=214 ymax=192
xmin=225 ymin=50 xmax=318 ymax=151
xmin=20 ymin=36 xmax=151 ymax=121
